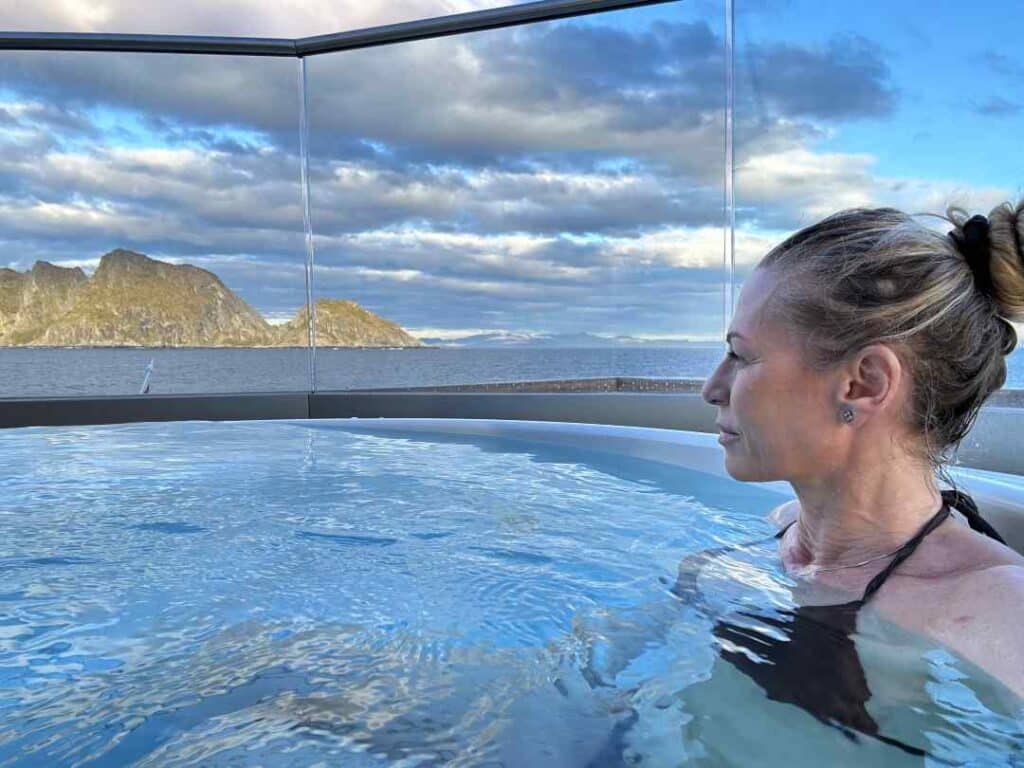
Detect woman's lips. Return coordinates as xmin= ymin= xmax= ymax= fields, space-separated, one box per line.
xmin=718 ymin=429 xmax=740 ymax=444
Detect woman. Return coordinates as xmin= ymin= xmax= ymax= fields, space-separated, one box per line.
xmin=698 ymin=200 xmax=1024 ymax=709
xmin=505 ymin=203 xmax=1024 ymax=766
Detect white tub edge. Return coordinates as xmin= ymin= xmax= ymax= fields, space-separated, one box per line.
xmin=299 ymin=417 xmax=1024 ymax=556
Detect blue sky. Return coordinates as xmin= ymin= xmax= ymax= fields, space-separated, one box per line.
xmin=740 ymin=0 xmax=1023 ymax=190
xmin=0 ymin=0 xmax=1019 ymax=341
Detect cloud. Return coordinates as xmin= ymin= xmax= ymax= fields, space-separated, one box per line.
xmin=978 ymin=50 xmax=1024 ymax=81
xmin=3 ymin=1 xmax=999 ymax=340
xmin=305 ymin=160 xmax=723 ymax=237
xmin=735 ymin=147 xmax=1014 ymax=231
xmin=0 ymin=12 xmax=899 ymax=181
xmin=972 ymin=97 xmax=1021 ymax=118
xmin=740 ymin=34 xmax=898 ymax=121
xmin=0 ymin=0 xmax=496 ymax=38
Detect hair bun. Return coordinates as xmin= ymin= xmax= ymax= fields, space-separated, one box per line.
xmin=949 ymin=214 xmax=994 ymax=298
xmin=950 ymin=200 xmax=1024 ymax=325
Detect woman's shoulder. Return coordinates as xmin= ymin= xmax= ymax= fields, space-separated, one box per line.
xmin=927 ymin=516 xmax=1024 ymax=574
xmin=923 ymin=563 xmax=1024 ymax=698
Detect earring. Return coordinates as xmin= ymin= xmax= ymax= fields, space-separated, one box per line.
xmin=841 ymin=407 xmax=855 ymax=424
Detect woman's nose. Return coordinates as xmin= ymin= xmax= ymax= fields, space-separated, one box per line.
xmin=702 ymin=368 xmax=728 ymax=406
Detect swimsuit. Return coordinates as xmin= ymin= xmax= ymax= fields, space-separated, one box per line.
xmin=676 ymin=488 xmax=1006 ymax=756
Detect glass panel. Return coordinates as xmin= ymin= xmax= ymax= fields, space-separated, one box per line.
xmin=0 ymin=52 xmax=307 ymax=396
xmin=0 ymin=2 xmax=539 ymax=39
xmin=307 ymin=1 xmax=727 ymax=392
xmin=734 ymin=0 xmax=1023 ymax=383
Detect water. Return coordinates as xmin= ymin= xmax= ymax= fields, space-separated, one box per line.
xmin=3 ymin=346 xmax=1024 ymax=399
xmin=0 ymin=420 xmax=1021 ymax=766
xmin=4 ymin=346 xmax=1024 ymax=399
xmin=7 ymin=345 xmax=1024 ymax=398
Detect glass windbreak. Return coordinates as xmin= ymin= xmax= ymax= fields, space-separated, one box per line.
xmin=306 ymin=1 xmax=727 ymax=392
xmin=0 ymin=52 xmax=308 ymax=397
xmin=733 ymin=0 xmax=1024 ymax=384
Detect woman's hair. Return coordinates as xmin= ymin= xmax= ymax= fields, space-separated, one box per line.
xmin=757 ymin=199 xmax=1024 ymax=485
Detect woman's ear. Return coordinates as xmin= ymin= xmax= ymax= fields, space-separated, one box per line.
xmin=839 ymin=343 xmax=903 ymax=416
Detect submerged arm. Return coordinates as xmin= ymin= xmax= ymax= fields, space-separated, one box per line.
xmin=565 ymin=500 xmax=794 ymax=690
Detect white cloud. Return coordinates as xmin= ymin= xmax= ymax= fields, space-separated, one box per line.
xmin=404 ymin=326 xmax=509 ymax=339
xmin=604 ymin=226 xmax=721 ymax=269
xmin=317 ymin=228 xmax=600 ymax=284
xmin=738 ymin=146 xmax=1015 ymax=228
xmin=0 ymin=0 xmax=499 ymax=37
xmin=1 ymin=2 xmax=1018 ymax=345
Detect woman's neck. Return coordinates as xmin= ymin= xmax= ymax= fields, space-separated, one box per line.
xmin=786 ymin=461 xmax=943 ymax=571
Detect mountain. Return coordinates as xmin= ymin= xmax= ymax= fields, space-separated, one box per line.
xmin=0 ymin=249 xmax=422 ymax=348
xmin=275 ymin=299 xmax=424 ymax=348
xmin=30 ymin=250 xmax=274 ymax=347
xmin=0 ymin=261 xmax=89 ymax=344
xmin=418 ymin=331 xmax=716 ymax=348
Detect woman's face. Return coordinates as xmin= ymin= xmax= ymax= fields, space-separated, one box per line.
xmin=701 ymin=268 xmax=841 ymax=483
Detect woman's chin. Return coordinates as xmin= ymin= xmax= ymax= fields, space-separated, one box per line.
xmin=722 ymin=451 xmax=767 ymax=482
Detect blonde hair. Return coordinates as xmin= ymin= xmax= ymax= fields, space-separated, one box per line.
xmin=758 ymin=199 xmax=1024 ymax=479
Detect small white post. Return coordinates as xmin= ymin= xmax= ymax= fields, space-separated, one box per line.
xmin=139 ymin=358 xmax=154 ymax=395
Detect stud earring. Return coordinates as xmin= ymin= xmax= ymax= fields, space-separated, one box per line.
xmin=841 ymin=407 xmax=855 ymax=424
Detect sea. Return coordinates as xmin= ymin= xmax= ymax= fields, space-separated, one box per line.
xmin=1 ymin=346 xmax=1023 ymax=398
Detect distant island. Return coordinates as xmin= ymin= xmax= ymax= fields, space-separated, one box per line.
xmin=417 ymin=331 xmax=722 ymax=349
xmin=0 ymin=249 xmax=424 ymax=348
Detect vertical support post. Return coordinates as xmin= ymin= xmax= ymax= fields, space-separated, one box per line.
xmin=298 ymin=56 xmax=318 ymax=392
xmin=723 ymin=0 xmax=735 ymax=343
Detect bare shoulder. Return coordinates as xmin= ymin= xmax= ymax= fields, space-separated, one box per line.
xmin=765 ymin=499 xmax=799 ymax=529
xmin=927 ymin=564 xmax=1024 ymax=698
xmin=947 ymin=563 xmax=1024 ymax=605
xmin=932 ymin=519 xmax=1024 ymax=572
xmin=935 ymin=564 xmax=1024 ymax=650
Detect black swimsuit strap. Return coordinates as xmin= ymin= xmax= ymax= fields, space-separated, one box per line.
xmin=859 ymin=500 xmax=949 ymax=603
xmin=694 ymin=489 xmax=1005 ymax=759
xmin=774 ymin=495 xmax=951 ymax=604
xmin=942 ymin=488 xmax=1007 ymax=544
xmin=774 ymin=490 xmax=1003 ymax=543
xmin=772 ymin=488 xmax=1007 ymax=604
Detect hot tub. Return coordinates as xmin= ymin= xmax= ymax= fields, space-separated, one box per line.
xmin=2 ymin=418 xmax=1022 ymax=765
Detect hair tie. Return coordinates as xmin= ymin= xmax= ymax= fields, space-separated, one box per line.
xmin=949 ymin=215 xmax=993 ymax=298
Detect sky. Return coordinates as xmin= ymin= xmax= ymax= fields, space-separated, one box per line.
xmin=0 ymin=0 xmax=1021 ymax=341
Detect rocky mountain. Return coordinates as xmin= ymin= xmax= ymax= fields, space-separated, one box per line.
xmin=0 ymin=249 xmax=422 ymax=348
xmin=275 ymin=299 xmax=423 ymax=348
xmin=0 ymin=261 xmax=88 ymax=344
xmin=31 ymin=249 xmax=275 ymax=347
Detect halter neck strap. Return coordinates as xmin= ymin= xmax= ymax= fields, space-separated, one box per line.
xmin=771 ymin=489 xmax=1006 ymax=604
xmin=773 ymin=495 xmax=953 ymax=604
xmin=859 ymin=501 xmax=949 ymax=603
xmin=942 ymin=489 xmax=1006 ymax=544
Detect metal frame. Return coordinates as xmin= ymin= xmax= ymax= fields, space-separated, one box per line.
xmin=0 ymin=0 xmax=678 ymax=57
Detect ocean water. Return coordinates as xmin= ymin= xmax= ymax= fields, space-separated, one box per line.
xmin=2 ymin=346 xmax=1024 ymax=398
xmin=0 ymin=420 xmax=1021 ymax=766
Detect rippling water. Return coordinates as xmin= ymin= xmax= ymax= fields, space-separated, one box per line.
xmin=1 ymin=421 xmax=1021 ymax=766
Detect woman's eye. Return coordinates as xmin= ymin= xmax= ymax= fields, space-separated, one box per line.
xmin=727 ymin=350 xmax=742 ymax=362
